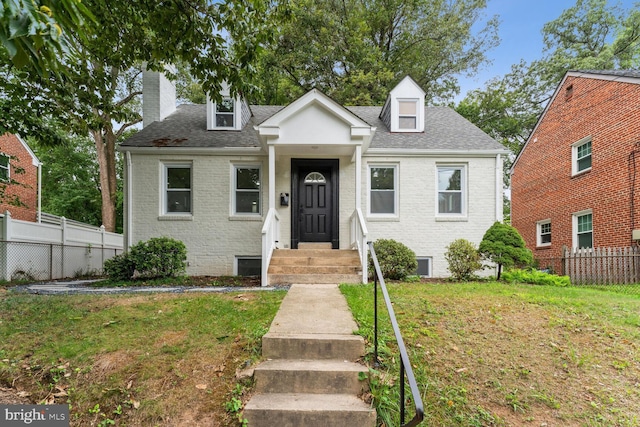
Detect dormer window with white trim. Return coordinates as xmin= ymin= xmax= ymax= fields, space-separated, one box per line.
xmin=380 ymin=76 xmax=426 ymax=133
xmin=398 ymin=100 xmax=418 ymax=130
xmin=216 ymin=98 xmax=235 ymax=128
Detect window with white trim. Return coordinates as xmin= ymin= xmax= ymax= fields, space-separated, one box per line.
xmin=398 ymin=100 xmax=418 ymax=130
xmin=437 ymin=165 xmax=465 ymax=215
xmin=163 ymin=163 xmax=192 ymax=214
xmin=415 ymin=257 xmax=432 ymax=277
xmin=216 ymin=98 xmax=235 ymax=128
xmin=572 ymin=136 xmax=592 ymax=175
xmin=537 ymin=220 xmax=551 ymax=247
xmin=0 ymin=153 xmax=9 ymax=182
xmin=369 ymin=165 xmax=397 ymax=215
xmin=573 ymin=210 xmax=593 ymax=249
xmin=234 ymin=165 xmax=261 ymax=215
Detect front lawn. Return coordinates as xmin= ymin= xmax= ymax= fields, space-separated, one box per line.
xmin=342 ymin=281 xmax=640 ymax=426
xmin=0 ymin=289 xmax=285 ymax=426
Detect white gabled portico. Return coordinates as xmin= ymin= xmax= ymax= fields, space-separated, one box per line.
xmin=255 ymin=90 xmax=376 ymax=286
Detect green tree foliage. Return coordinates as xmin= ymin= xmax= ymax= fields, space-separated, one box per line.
xmin=30 ymin=135 xmax=124 ymax=232
xmin=252 ymin=0 xmax=499 ymax=105
xmin=444 ymin=238 xmax=482 ymax=281
xmin=0 ymin=0 xmax=93 ymax=75
xmin=478 ymin=222 xmax=532 ymax=280
xmin=0 ymin=0 xmax=274 ymax=232
xmin=369 ymin=239 xmax=417 ymax=281
xmin=457 ymin=0 xmax=640 ymax=158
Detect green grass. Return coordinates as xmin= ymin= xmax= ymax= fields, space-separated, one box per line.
xmin=0 ymin=290 xmax=285 ymax=425
xmin=342 ymin=281 xmax=640 ymax=426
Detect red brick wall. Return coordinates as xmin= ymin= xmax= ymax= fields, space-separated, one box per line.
xmin=0 ymin=133 xmax=39 ymax=222
xmin=511 ymin=75 xmax=640 ymax=261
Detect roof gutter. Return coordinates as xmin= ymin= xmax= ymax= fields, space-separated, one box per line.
xmin=117 ymin=146 xmax=266 ymax=156
xmin=365 ymin=148 xmax=510 ymax=157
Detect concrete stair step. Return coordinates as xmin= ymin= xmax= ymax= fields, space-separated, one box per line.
xmin=254 ymin=359 xmax=369 ymax=395
xmin=272 ymin=249 xmax=360 ymax=258
xmin=298 ymin=243 xmax=333 ymax=250
xmin=244 ymin=393 xmax=376 ymax=427
xmin=270 ymin=256 xmax=361 ymax=266
xmin=262 ymin=333 xmax=365 ymax=360
xmin=268 ymin=273 xmax=363 ymax=285
xmin=268 ymin=265 xmax=360 ymax=274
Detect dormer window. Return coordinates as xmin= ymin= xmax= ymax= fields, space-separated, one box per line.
xmin=380 ymin=76 xmax=425 ymax=133
xmin=398 ymin=100 xmax=418 ymax=130
xmin=216 ymin=98 xmax=235 ymax=128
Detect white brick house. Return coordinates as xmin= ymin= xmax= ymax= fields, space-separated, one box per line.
xmin=119 ymin=74 xmax=507 ymax=285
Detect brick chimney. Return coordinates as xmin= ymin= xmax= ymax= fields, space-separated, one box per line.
xmin=142 ymin=65 xmax=176 ymax=128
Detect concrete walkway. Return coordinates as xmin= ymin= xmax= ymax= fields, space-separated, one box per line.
xmin=10 ymin=280 xmax=284 ymax=295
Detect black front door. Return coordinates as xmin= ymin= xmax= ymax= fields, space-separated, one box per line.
xmin=292 ymin=159 xmax=339 ymax=248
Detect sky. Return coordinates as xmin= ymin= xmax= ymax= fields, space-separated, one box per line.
xmin=457 ymin=0 xmax=638 ymax=98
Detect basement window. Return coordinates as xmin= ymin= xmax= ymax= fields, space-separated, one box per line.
xmin=415 ymin=257 xmax=432 ymax=277
xmin=236 ymin=256 xmax=261 ymax=276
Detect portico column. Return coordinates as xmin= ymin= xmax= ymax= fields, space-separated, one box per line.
xmin=355 ymin=145 xmax=362 ymax=209
xmin=269 ymin=144 xmax=276 ymax=210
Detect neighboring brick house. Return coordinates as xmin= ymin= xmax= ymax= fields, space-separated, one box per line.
xmin=0 ymin=133 xmax=41 ymax=222
xmin=511 ymin=70 xmax=640 ymax=262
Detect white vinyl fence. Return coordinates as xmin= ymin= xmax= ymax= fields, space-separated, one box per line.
xmin=0 ymin=211 xmax=123 ymax=281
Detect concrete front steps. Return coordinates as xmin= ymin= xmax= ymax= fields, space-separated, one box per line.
xmin=244 ymin=284 xmax=376 ymax=427
xmin=268 ymin=244 xmax=363 ymax=285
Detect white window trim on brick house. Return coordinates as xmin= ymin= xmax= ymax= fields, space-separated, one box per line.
xmin=436 ymin=164 xmax=467 ymax=218
xmin=572 ymin=136 xmax=592 ymax=176
xmin=573 ymin=209 xmax=593 ymax=249
xmin=537 ymin=219 xmax=551 ymax=247
xmin=206 ymin=96 xmax=243 ymax=131
xmin=231 ymin=163 xmax=262 ymax=217
xmin=415 ymin=256 xmax=432 ymax=277
xmin=161 ymin=162 xmax=193 ymax=217
xmin=367 ymin=163 xmax=399 ymax=218
xmin=0 ymin=152 xmax=9 ymax=182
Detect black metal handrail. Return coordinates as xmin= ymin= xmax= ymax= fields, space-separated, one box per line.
xmin=368 ymin=241 xmax=424 ymax=427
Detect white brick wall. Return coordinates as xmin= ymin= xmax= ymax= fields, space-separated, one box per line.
xmin=128 ymin=152 xmax=500 ymax=278
xmin=362 ymin=155 xmax=500 ymax=277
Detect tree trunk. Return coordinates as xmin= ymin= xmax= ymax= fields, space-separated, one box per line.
xmin=497 ymin=263 xmax=503 ymax=281
xmin=92 ymin=128 xmax=117 ymax=232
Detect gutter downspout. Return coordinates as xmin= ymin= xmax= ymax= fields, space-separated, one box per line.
xmin=37 ymin=162 xmax=42 ymax=222
xmin=126 ymin=151 xmax=133 ymax=249
xmin=496 ymin=154 xmax=502 ymax=222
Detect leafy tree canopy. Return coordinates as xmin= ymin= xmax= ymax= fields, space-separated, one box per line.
xmin=252 ymin=0 xmax=499 ymax=105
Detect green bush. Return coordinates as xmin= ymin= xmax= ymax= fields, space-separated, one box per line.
xmin=103 ymin=253 xmax=135 ymax=281
xmin=478 ymin=222 xmax=533 ymax=280
xmin=501 ymin=269 xmax=571 ymax=287
xmin=103 ymin=237 xmax=187 ymax=281
xmin=369 ymin=239 xmax=417 ymax=281
xmin=445 ymin=238 xmax=482 ymax=281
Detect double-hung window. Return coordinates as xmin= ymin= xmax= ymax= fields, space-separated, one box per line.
xmin=437 ymin=165 xmax=465 ymax=215
xmin=369 ymin=165 xmax=397 ymax=215
xmin=537 ymin=220 xmax=551 ymax=247
xmin=0 ymin=153 xmax=9 ymax=182
xmin=164 ymin=163 xmax=192 ymax=214
xmin=216 ymin=99 xmax=235 ymax=128
xmin=572 ymin=136 xmax=592 ymax=175
xmin=234 ymin=166 xmax=261 ymax=215
xmin=398 ymin=100 xmax=418 ymax=130
xmin=574 ymin=210 xmax=593 ymax=249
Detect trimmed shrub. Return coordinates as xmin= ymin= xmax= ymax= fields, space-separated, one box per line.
xmin=103 ymin=237 xmax=187 ymax=281
xmin=445 ymin=238 xmax=482 ymax=281
xmin=103 ymin=253 xmax=135 ymax=281
xmin=502 ymin=269 xmax=571 ymax=287
xmin=369 ymin=239 xmax=417 ymax=281
xmin=479 ymin=221 xmax=533 ymax=280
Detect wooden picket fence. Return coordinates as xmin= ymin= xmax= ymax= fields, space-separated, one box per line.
xmin=537 ymin=246 xmax=640 ymax=286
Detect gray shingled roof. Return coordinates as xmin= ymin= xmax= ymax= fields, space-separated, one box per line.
xmin=121 ymin=103 xmax=505 ymax=152
xmin=572 ymin=69 xmax=640 ymax=79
